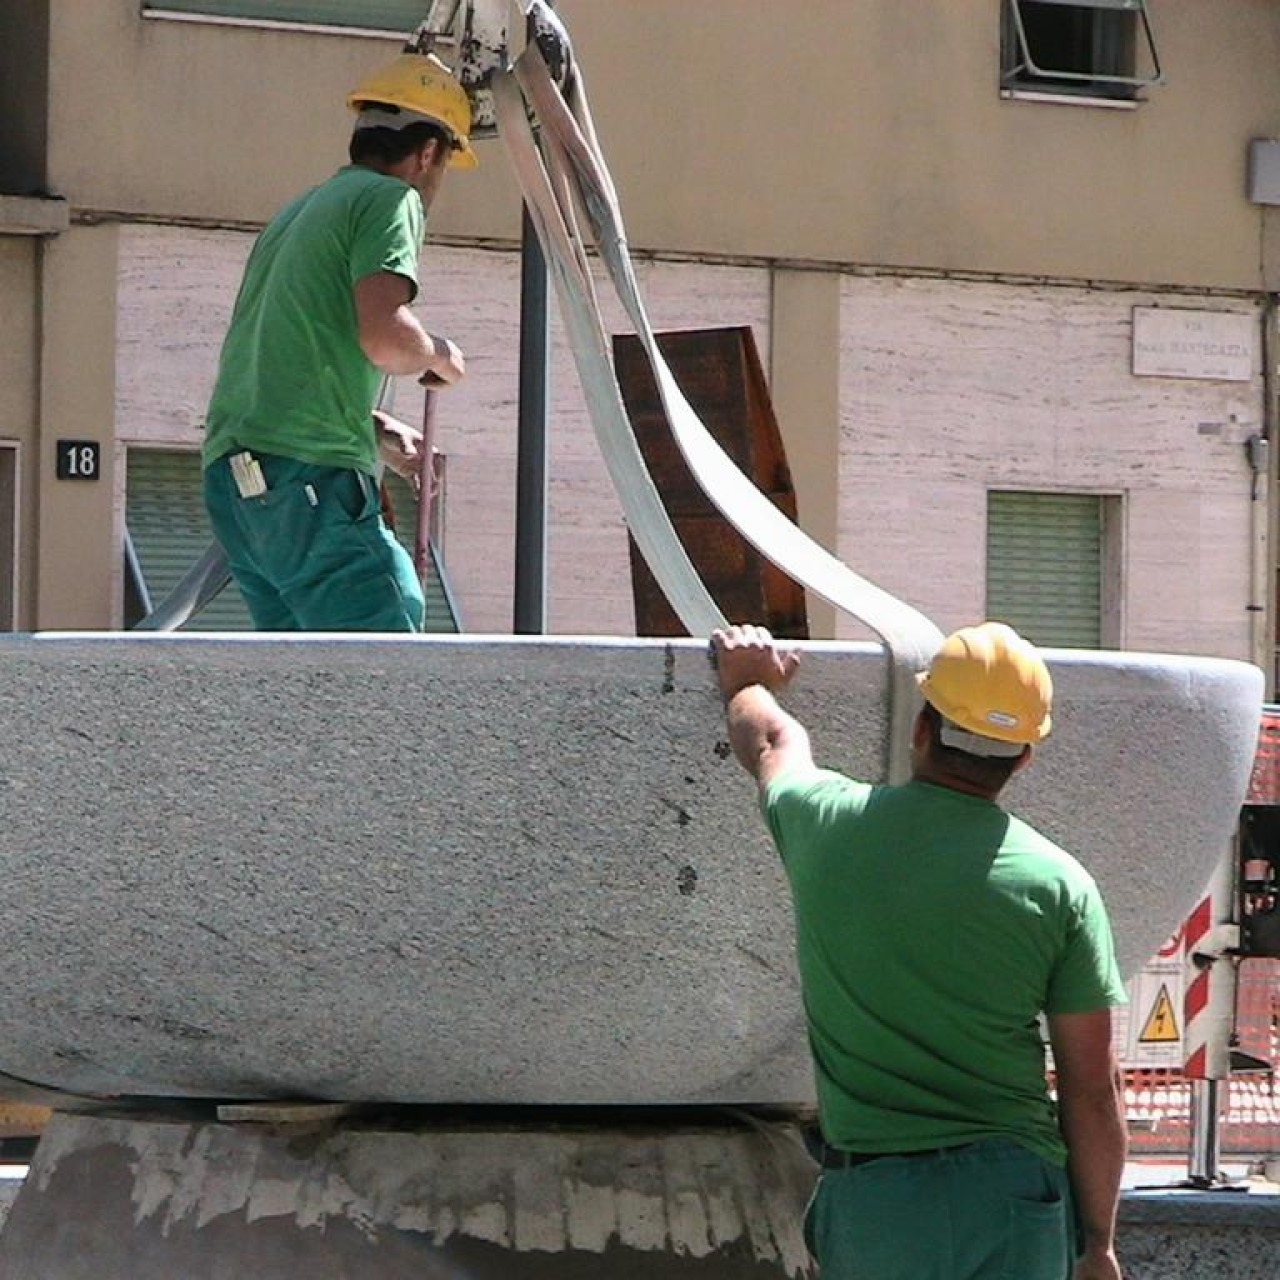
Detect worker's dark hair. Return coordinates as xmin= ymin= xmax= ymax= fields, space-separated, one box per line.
xmin=919 ymin=702 xmax=1026 ymax=793
xmin=349 ymin=119 xmax=449 ymax=167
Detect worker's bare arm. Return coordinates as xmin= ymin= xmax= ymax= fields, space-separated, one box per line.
xmin=711 ymin=626 xmax=813 ymax=791
xmin=726 ymin=686 xmax=813 ymax=792
xmin=354 ymin=272 xmax=466 ymax=384
xmin=1048 ymin=1008 xmax=1127 ymax=1280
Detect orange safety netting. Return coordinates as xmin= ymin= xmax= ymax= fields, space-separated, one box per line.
xmin=1247 ymin=712 xmax=1280 ymax=806
xmin=1123 ymin=959 xmax=1279 ymax=1156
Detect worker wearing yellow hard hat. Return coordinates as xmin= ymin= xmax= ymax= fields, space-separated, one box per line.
xmin=201 ymin=51 xmax=476 ymax=632
xmin=917 ymin=620 xmax=1053 ymax=757
xmin=710 ymin=620 xmax=1127 ymax=1280
xmin=346 ymin=52 xmax=478 ymax=170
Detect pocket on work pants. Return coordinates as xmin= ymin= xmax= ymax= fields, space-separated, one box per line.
xmin=995 ymin=1189 xmax=1071 ymax=1280
xmin=283 ymin=469 xmax=424 ymax=632
xmin=325 ymin=468 xmax=380 ymax=523
xmin=235 ymin=469 xmax=352 ymax=586
xmin=804 ymin=1166 xmax=938 ymax=1280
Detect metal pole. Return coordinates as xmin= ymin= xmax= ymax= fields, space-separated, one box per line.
xmin=513 ymin=201 xmax=549 ymax=634
xmin=1261 ymin=296 xmax=1279 ymax=698
xmin=1188 ymin=1079 xmax=1223 ymax=1186
xmin=414 ymin=388 xmax=439 ymax=589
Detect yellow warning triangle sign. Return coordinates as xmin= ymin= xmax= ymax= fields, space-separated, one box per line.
xmin=1138 ymin=984 xmax=1180 ymax=1043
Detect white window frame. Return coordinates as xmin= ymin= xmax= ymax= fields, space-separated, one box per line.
xmin=141 ymin=3 xmax=457 ymax=42
xmin=1001 ymin=0 xmax=1162 ymax=108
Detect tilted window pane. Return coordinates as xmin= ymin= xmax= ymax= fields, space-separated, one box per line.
xmin=144 ymin=2 xmax=431 ymax=35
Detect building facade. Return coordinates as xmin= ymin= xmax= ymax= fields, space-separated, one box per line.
xmin=3 ymin=0 xmax=1279 ymax=680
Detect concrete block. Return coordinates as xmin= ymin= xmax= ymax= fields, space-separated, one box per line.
xmin=0 ymin=1112 xmax=815 ymax=1280
xmin=1118 ymin=1187 xmax=1280 ymax=1279
xmin=5 ymin=1115 xmax=1278 ymax=1280
xmin=0 ymin=634 xmax=1261 ymax=1105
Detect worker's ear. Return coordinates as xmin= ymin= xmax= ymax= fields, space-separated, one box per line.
xmin=911 ymin=709 xmax=931 ymax=752
xmin=1012 ymin=745 xmax=1034 ymax=773
xmin=424 ymin=137 xmax=450 ymax=171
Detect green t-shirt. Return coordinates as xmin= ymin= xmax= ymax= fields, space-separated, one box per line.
xmin=763 ymin=769 xmax=1127 ymax=1165
xmin=202 ymin=166 xmax=425 ymax=476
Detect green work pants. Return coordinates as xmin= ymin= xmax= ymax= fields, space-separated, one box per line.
xmin=805 ymin=1140 xmax=1075 ymax=1280
xmin=205 ymin=452 xmax=425 ymax=633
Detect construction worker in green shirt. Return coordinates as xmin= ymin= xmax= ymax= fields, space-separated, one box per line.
xmin=203 ymin=51 xmax=474 ymax=631
xmin=712 ymin=621 xmax=1129 ymax=1280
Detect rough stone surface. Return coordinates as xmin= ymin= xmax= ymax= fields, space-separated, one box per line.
xmin=0 ymin=1113 xmax=816 ymax=1280
xmin=2 ymin=1116 xmax=1277 ymax=1280
xmin=0 ymin=634 xmax=1261 ymax=1104
xmin=0 ymin=1184 xmax=17 ymax=1234
xmin=1117 ymin=1174 xmax=1280 ymax=1279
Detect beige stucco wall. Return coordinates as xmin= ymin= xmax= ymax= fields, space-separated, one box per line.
xmin=44 ymin=2 xmax=517 ymax=241
xmin=14 ymin=0 xmax=1278 ymax=659
xmin=116 ymin=225 xmax=770 ymax=634
xmin=770 ymin=270 xmax=842 ymax=642
xmin=116 ymin=224 xmax=1263 ymax=660
xmin=835 ymin=277 xmax=1262 ymax=660
xmin=44 ymin=0 xmax=1280 ymax=290
xmin=551 ymin=0 xmax=1280 ymax=288
xmin=0 ymin=229 xmax=120 ymax=631
xmin=35 ymin=224 xmax=121 ymax=629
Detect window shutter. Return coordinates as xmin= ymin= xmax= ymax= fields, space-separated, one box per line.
xmin=126 ymin=449 xmax=253 ymax=631
xmin=986 ymin=491 xmax=1102 ymax=649
xmin=126 ymin=450 xmax=459 ymax=633
xmin=144 ymin=2 xmax=432 ymax=35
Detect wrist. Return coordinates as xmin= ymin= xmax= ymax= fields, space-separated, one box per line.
xmin=722 ymin=679 xmax=775 ymax=708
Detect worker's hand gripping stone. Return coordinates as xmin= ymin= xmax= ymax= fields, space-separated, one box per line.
xmin=710 ymin=625 xmax=801 ymax=703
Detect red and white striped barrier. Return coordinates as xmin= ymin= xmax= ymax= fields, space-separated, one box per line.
xmin=1182 ymin=852 xmax=1238 ymax=1081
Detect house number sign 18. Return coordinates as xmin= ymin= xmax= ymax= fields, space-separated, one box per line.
xmin=56 ymin=440 xmax=101 ymax=481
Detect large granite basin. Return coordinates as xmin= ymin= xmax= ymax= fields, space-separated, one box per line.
xmin=0 ymin=634 xmax=1261 ymax=1104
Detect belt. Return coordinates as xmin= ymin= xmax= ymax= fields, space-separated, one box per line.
xmin=819 ymin=1143 xmax=972 ymax=1170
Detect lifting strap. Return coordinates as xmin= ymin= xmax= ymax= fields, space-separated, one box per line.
xmin=493 ymin=19 xmax=943 ymax=779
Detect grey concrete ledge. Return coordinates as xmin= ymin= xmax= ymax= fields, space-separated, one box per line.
xmin=1120 ymin=1186 xmax=1280 ymax=1226
xmin=0 ymin=194 xmax=70 ymax=236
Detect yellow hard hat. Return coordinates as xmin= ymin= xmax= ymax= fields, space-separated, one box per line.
xmin=346 ymin=53 xmax=477 ymax=170
xmin=917 ymin=621 xmax=1052 ymax=750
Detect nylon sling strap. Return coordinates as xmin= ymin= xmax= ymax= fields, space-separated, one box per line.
xmin=493 ymin=21 xmax=944 ymax=780
xmin=491 ymin=69 xmax=724 ymax=637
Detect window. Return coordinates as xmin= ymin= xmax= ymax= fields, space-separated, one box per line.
xmin=1001 ymin=0 xmax=1161 ymax=103
xmin=142 ymin=2 xmax=439 ymax=37
xmin=126 ymin=449 xmax=251 ymax=630
xmin=0 ymin=443 xmax=17 ymax=631
xmin=124 ymin=448 xmax=460 ymax=631
xmin=986 ymin=491 xmax=1121 ymax=649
